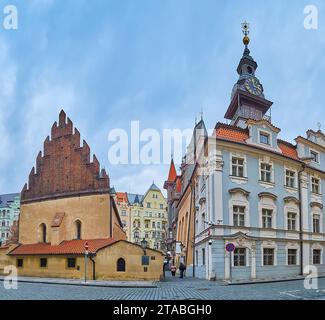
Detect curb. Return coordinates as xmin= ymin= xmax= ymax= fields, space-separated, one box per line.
xmin=0 ymin=278 xmax=157 ymax=289
xmin=225 ymin=275 xmax=325 ymax=286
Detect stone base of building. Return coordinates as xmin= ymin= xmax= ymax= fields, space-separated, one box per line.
xmin=1 ymin=240 xmax=165 ymax=281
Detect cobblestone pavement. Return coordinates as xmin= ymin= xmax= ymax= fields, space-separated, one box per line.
xmin=1 ymin=276 xmax=325 ymax=300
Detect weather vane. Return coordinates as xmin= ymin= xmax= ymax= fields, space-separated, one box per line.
xmin=317 ymin=122 xmax=322 ymax=131
xmin=241 ymin=21 xmax=250 ymax=47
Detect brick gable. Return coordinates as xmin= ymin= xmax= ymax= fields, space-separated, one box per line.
xmin=21 ymin=110 xmax=109 ymax=203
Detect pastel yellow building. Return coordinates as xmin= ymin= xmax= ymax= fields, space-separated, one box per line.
xmin=115 ymin=183 xmax=168 ymax=251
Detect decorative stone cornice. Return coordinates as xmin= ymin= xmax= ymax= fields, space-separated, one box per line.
xmin=228 ymin=188 xmax=250 ymax=198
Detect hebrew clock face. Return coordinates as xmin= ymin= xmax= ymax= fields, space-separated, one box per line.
xmin=244 ymin=78 xmax=263 ymax=96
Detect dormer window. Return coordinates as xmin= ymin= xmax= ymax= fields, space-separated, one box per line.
xmin=259 ymin=132 xmax=270 ymax=145
xmin=310 ymin=150 xmax=319 ymax=163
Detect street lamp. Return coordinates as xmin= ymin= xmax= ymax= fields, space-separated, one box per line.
xmin=84 ymin=241 xmax=89 ymax=283
xmin=141 ymin=238 xmax=148 ymax=255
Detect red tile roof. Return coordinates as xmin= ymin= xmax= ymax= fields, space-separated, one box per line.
xmin=215 ymin=123 xmax=299 ymax=161
xmin=8 ymin=238 xmax=116 ymax=256
xmin=175 ymin=176 xmax=181 ymax=193
xmin=277 ymin=140 xmax=299 ymax=160
xmin=116 ymin=192 xmax=128 ymax=204
xmin=215 ymin=123 xmax=249 ymax=143
xmin=167 ymin=159 xmax=177 ymax=182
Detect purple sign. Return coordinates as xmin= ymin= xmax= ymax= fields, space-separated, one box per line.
xmin=226 ymin=243 xmax=235 ymax=252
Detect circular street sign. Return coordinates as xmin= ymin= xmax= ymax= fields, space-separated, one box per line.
xmin=226 ymin=243 xmax=235 ymax=252
xmin=85 ymin=241 xmax=89 ymax=250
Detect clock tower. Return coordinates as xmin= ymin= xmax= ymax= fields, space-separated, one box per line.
xmin=225 ymin=22 xmax=273 ymax=128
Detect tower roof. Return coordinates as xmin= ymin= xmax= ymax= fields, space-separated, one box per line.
xmin=167 ymin=159 xmax=177 ymax=182
xmin=149 ymin=182 xmax=161 ymax=191
xmin=231 ymin=22 xmax=265 ymax=101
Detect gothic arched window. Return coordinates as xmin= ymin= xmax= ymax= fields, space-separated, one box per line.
xmin=75 ymin=220 xmax=82 ymax=240
xmin=117 ymin=258 xmax=126 ymax=272
xmin=39 ymin=223 xmax=47 ymax=243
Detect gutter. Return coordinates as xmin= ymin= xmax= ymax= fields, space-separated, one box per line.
xmin=89 ymin=254 xmax=96 ymax=280
xmin=298 ymin=163 xmax=307 ymax=276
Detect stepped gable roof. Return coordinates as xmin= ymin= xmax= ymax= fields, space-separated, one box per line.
xmin=21 ymin=110 xmax=110 ymax=204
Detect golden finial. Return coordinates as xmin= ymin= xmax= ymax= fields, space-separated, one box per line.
xmin=242 ymin=21 xmax=250 ymax=46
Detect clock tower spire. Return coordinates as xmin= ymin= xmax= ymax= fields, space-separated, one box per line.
xmin=225 ymin=22 xmax=273 ymax=128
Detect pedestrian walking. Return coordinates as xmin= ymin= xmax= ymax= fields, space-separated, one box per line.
xmin=179 ymin=262 xmax=186 ymax=279
xmin=170 ymin=265 xmax=176 ymax=277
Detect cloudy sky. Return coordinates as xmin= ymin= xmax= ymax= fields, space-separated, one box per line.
xmin=0 ymin=0 xmax=324 ymax=195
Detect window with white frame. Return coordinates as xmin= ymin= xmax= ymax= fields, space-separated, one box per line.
xmin=263 ymin=248 xmax=274 ymax=266
xmin=231 ymin=157 xmax=245 ymax=177
xmin=233 ymin=206 xmax=245 ymax=227
xmin=262 ymin=209 xmax=273 ymax=228
xmin=311 ymin=177 xmax=320 ymax=194
xmin=285 ymin=170 xmax=296 ymax=188
xmin=313 ymin=214 xmax=320 ymax=233
xmin=313 ymin=249 xmax=321 ymax=265
xmin=287 ymin=212 xmax=297 ymax=231
xmin=260 ymin=132 xmax=270 ymax=145
xmin=311 ymin=150 xmax=319 ymax=163
xmin=288 ymin=249 xmax=297 ymax=265
xmin=233 ymin=248 xmax=246 ymax=266
xmin=260 ymin=163 xmax=272 ymax=183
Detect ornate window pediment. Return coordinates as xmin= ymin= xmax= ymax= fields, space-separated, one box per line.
xmin=284 ymin=196 xmax=300 ymax=205
xmin=310 ymin=202 xmax=323 ymax=210
xmin=228 ymin=188 xmax=250 ymax=199
xmin=258 ymin=192 xmax=277 ymax=201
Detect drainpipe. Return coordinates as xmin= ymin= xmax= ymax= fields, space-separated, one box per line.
xmin=89 ymin=254 xmax=96 ymax=280
xmin=298 ymin=158 xmax=312 ymax=276
xmin=298 ymin=165 xmax=304 ymax=276
xmin=109 ymin=196 xmax=113 ymax=238
xmin=192 ymin=183 xmax=196 ymax=278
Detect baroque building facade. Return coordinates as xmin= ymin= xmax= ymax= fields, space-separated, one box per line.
xmin=0 ymin=193 xmax=20 ymax=245
xmin=115 ymin=183 xmax=168 ymax=251
xmin=166 ymin=24 xmax=325 ymax=282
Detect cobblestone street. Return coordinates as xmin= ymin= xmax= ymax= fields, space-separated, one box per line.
xmin=1 ymin=276 xmax=325 ymax=300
